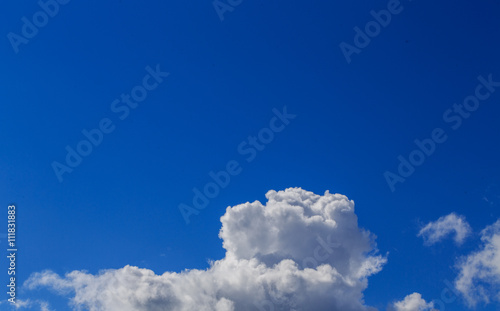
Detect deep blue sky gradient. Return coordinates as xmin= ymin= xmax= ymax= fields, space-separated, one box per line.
xmin=1 ymin=0 xmax=500 ymax=310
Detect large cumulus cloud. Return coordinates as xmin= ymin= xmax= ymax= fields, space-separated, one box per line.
xmin=26 ymin=188 xmax=386 ymax=311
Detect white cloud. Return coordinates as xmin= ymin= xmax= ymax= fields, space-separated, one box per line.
xmin=0 ymin=299 xmax=52 ymax=311
xmin=455 ymin=219 xmax=500 ymax=307
xmin=392 ymin=293 xmax=435 ymax=311
xmin=26 ymin=188 xmax=386 ymax=311
xmin=418 ymin=213 xmax=471 ymax=246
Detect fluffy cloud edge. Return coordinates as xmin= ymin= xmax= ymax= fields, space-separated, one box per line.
xmin=454 ymin=219 xmax=500 ymax=307
xmin=391 ymin=293 xmax=436 ymax=311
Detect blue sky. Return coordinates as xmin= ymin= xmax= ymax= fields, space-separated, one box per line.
xmin=1 ymin=0 xmax=500 ymax=310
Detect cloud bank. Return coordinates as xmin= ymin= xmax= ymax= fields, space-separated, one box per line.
xmin=26 ymin=188 xmax=386 ymax=311
xmin=418 ymin=213 xmax=471 ymax=246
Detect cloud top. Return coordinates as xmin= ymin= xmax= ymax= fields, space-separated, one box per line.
xmin=392 ymin=293 xmax=435 ymax=311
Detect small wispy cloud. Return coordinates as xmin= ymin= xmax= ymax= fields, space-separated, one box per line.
xmin=0 ymin=299 xmax=52 ymax=311
xmin=418 ymin=213 xmax=472 ymax=246
xmin=483 ymin=183 xmax=500 ymax=206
